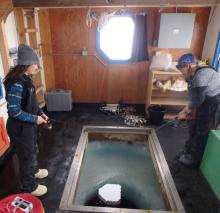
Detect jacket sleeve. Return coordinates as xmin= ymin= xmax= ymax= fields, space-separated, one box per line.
xmin=7 ymin=83 xmax=38 ymax=123
xmin=188 ymin=69 xmax=211 ymax=110
xmin=188 ymin=86 xmax=207 ymax=110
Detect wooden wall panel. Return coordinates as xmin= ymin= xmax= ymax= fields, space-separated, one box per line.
xmin=14 ymin=8 xmax=26 ymax=44
xmin=0 ymin=0 xmax=13 ymax=75
xmin=149 ymin=7 xmax=211 ymax=60
xmin=0 ymin=0 xmax=13 ymax=12
xmin=53 ymin=55 xmax=108 ymax=102
xmin=38 ymin=9 xmax=55 ymax=90
xmin=0 ymin=15 xmax=10 ymax=75
xmin=48 ymin=7 xmax=210 ymax=104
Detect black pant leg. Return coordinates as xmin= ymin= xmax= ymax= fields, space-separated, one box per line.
xmin=6 ymin=119 xmax=38 ymax=192
xmin=32 ymin=125 xmax=39 ymax=174
xmin=18 ymin=124 xmax=39 ymax=192
xmin=189 ymin=100 xmax=218 ymax=164
xmin=184 ymin=120 xmax=196 ymax=152
xmin=189 ymin=116 xmax=213 ymax=164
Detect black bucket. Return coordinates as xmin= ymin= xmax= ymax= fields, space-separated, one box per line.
xmin=148 ymin=105 xmax=166 ymax=125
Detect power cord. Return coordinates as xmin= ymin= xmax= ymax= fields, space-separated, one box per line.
xmin=155 ymin=118 xmax=190 ymax=132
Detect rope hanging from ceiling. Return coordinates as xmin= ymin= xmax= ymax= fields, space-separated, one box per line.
xmin=86 ymin=8 xmax=118 ymax=31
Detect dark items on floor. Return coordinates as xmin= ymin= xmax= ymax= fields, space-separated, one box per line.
xmin=0 ymin=104 xmax=220 ymax=213
xmin=100 ymin=103 xmax=147 ymax=127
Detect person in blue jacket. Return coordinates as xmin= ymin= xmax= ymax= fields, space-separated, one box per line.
xmin=176 ymin=53 xmax=220 ymax=167
xmin=4 ymin=44 xmax=48 ymax=196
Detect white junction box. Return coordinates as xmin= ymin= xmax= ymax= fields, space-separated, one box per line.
xmin=158 ymin=13 xmax=196 ymax=48
xmin=45 ymin=89 xmax=72 ymax=111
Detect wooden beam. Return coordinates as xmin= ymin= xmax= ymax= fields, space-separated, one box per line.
xmin=0 ymin=0 xmax=13 ymax=75
xmin=14 ymin=8 xmax=27 ymax=44
xmin=38 ymin=9 xmax=55 ymax=90
xmin=12 ymin=0 xmax=220 ymax=8
xmin=25 ymin=28 xmax=38 ymax=33
xmin=0 ymin=15 xmax=10 ymax=75
xmin=0 ymin=0 xmax=13 ymax=10
xmin=0 ymin=0 xmax=13 ymax=22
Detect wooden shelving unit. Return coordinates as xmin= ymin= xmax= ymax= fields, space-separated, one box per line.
xmin=146 ymin=70 xmax=189 ymax=119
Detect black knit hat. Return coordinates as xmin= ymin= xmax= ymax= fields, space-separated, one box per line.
xmin=17 ymin=44 xmax=40 ymax=65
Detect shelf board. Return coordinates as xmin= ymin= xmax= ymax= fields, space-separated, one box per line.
xmin=152 ymin=85 xmax=160 ymax=91
xmin=36 ymin=85 xmax=44 ymax=94
xmin=23 ymin=12 xmax=34 ymax=16
xmin=152 ymin=86 xmax=188 ymax=92
xmin=25 ymin=28 xmax=38 ymax=33
xmin=33 ymin=48 xmax=40 ymax=52
xmin=152 ymin=70 xmax=182 ymax=75
xmin=151 ymin=97 xmax=188 ymax=106
xmin=23 ymin=8 xmax=34 ymax=12
xmin=39 ymin=101 xmax=45 ymax=108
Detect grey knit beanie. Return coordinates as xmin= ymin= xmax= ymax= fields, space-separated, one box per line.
xmin=17 ymin=44 xmax=40 ymax=65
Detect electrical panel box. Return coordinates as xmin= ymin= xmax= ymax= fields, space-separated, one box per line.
xmin=158 ymin=13 xmax=196 ymax=48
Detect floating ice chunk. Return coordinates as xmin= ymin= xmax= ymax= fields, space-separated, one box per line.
xmin=98 ymin=184 xmax=121 ymax=205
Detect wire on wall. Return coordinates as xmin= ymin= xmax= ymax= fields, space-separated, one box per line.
xmin=86 ymin=8 xmax=119 ymax=30
xmin=46 ymin=52 xmax=107 ymax=67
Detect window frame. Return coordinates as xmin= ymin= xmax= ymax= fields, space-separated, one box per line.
xmin=96 ymin=15 xmax=135 ymax=64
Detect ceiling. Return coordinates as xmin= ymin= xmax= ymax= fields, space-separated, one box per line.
xmin=12 ymin=0 xmax=220 ymax=8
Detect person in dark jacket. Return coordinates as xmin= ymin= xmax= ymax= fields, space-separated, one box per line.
xmin=4 ymin=44 xmax=48 ymax=196
xmin=176 ymin=53 xmax=220 ymax=167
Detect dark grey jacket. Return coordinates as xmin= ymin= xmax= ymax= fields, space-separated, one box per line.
xmin=188 ymin=66 xmax=220 ymax=109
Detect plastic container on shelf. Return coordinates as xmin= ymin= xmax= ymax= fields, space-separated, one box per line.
xmin=150 ymin=52 xmax=172 ymax=71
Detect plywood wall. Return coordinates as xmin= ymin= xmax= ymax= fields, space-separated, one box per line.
xmin=41 ymin=7 xmax=210 ymax=104
xmin=202 ymin=6 xmax=220 ymax=64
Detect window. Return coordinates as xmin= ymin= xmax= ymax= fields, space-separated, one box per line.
xmin=96 ymin=16 xmax=135 ymax=64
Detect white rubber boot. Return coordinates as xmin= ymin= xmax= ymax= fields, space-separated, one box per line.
xmin=31 ymin=184 xmax=47 ymax=196
xmin=35 ymin=169 xmax=48 ymax=179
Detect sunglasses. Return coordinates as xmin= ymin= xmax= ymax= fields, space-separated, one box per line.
xmin=176 ymin=63 xmax=188 ymax=69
